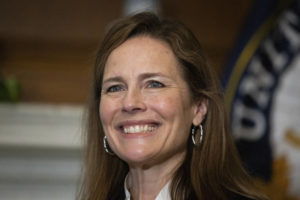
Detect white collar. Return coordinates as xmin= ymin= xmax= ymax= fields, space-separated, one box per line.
xmin=124 ymin=175 xmax=171 ymax=200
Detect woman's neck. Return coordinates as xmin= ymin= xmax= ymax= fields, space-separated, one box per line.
xmin=127 ymin=151 xmax=186 ymax=200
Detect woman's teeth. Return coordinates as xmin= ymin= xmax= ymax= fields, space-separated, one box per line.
xmin=123 ymin=125 xmax=157 ymax=134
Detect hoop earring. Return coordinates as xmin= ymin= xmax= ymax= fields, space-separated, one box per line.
xmin=103 ymin=136 xmax=114 ymax=155
xmin=191 ymin=124 xmax=203 ymax=146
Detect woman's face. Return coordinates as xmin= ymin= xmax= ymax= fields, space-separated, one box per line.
xmin=100 ymin=36 xmax=206 ymax=166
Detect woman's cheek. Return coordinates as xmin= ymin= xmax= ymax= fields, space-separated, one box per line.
xmin=147 ymin=95 xmax=177 ymax=116
xmin=99 ymin=98 xmax=116 ymax=125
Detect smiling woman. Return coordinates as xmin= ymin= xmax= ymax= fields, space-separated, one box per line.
xmin=100 ymin=36 xmax=202 ymax=167
xmin=78 ymin=12 xmax=268 ymax=200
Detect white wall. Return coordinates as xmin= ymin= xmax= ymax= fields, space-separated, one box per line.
xmin=0 ymin=103 xmax=84 ymax=200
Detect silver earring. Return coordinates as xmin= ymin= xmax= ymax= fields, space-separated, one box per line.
xmin=191 ymin=124 xmax=203 ymax=146
xmin=103 ymin=136 xmax=114 ymax=155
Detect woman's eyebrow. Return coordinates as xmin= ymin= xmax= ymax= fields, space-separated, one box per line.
xmin=102 ymin=73 xmax=169 ymax=84
xmin=102 ymin=76 xmax=124 ymax=85
xmin=139 ymin=72 xmax=169 ymax=80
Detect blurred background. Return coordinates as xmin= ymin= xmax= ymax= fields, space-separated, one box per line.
xmin=0 ymin=0 xmax=299 ymax=199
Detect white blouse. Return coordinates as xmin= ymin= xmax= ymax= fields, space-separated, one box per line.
xmin=124 ymin=178 xmax=171 ymax=200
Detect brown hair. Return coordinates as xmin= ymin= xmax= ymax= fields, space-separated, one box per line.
xmin=79 ymin=12 xmax=267 ymax=200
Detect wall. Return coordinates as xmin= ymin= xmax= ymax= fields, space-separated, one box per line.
xmin=0 ymin=0 xmax=253 ymax=104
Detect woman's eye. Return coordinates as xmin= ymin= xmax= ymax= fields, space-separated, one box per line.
xmin=147 ymin=80 xmax=165 ymax=88
xmin=106 ymin=85 xmax=123 ymax=93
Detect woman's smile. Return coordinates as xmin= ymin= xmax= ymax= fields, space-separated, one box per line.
xmin=116 ymin=120 xmax=161 ymax=137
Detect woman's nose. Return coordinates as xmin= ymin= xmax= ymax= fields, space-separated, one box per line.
xmin=122 ymin=88 xmax=146 ymax=113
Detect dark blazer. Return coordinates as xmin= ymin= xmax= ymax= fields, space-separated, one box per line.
xmin=232 ymin=193 xmax=256 ymax=200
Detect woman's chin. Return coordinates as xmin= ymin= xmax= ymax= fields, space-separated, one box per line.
xmin=117 ymin=148 xmax=156 ymax=166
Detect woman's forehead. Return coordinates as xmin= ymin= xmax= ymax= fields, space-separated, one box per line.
xmin=103 ymin=36 xmax=182 ymax=79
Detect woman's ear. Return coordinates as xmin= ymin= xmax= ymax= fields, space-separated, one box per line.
xmin=192 ymin=99 xmax=208 ymax=126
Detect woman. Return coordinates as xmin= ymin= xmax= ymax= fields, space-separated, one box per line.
xmin=79 ymin=12 xmax=267 ymax=200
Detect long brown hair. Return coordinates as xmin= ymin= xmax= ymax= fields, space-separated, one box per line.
xmin=79 ymin=12 xmax=267 ymax=200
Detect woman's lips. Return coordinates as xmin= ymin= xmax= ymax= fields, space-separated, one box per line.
xmin=122 ymin=124 xmax=158 ymax=134
xmin=116 ymin=120 xmax=160 ymax=135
